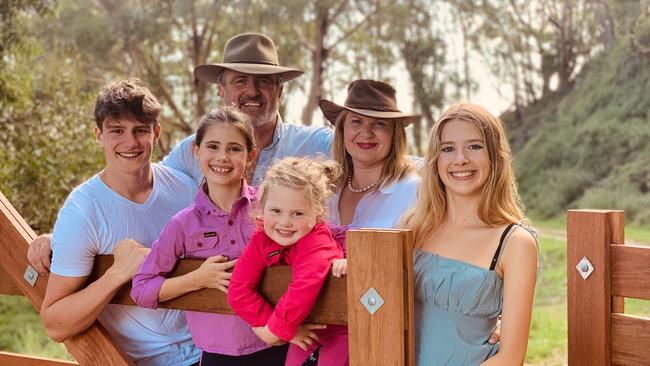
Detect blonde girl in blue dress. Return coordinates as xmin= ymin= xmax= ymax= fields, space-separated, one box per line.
xmin=401 ymin=103 xmax=538 ymax=365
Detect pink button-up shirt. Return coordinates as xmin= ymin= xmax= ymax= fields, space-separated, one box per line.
xmin=131 ymin=181 xmax=269 ymax=356
xmin=227 ymin=222 xmax=344 ymax=341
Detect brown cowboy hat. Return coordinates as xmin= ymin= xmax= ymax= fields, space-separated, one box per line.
xmin=194 ymin=32 xmax=303 ymax=83
xmin=319 ymin=79 xmax=420 ymax=126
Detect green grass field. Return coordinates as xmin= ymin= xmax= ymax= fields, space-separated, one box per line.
xmin=0 ymin=222 xmax=648 ymax=364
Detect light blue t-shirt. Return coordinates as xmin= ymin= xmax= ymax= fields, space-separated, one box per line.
xmin=51 ymin=164 xmax=201 ymax=366
xmin=328 ymin=172 xmax=420 ymax=228
xmin=162 ymin=116 xmax=333 ymax=186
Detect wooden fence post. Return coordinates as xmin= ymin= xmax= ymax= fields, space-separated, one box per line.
xmin=567 ymin=209 xmax=624 ymax=366
xmin=0 ymin=191 xmax=133 ymax=365
xmin=346 ymin=229 xmax=415 ymax=366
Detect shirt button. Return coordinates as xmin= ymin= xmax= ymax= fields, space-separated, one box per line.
xmin=228 ymin=220 xmax=234 ymax=225
xmin=230 ymin=240 xmax=236 ymax=245
xmin=197 ymin=242 xmax=203 ymax=247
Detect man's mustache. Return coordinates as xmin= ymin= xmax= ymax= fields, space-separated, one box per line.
xmin=238 ymin=95 xmax=266 ymax=105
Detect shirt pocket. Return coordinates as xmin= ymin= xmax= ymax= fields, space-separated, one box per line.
xmin=185 ymin=232 xmax=220 ymax=258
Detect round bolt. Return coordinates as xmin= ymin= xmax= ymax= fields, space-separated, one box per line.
xmin=368 ymin=297 xmax=377 ymax=306
xmin=581 ymin=264 xmax=589 ymax=272
xmin=27 ymin=272 xmax=34 ymax=280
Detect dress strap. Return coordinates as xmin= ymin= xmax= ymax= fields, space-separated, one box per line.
xmin=489 ymin=223 xmax=516 ymax=271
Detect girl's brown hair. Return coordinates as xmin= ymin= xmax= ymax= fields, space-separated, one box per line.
xmin=194 ymin=106 xmax=256 ymax=153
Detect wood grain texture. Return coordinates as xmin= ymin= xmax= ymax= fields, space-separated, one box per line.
xmin=346 ymin=229 xmax=413 ymax=366
xmin=611 ymin=313 xmax=650 ymax=366
xmin=611 ymin=244 xmax=650 ymax=301
xmin=0 ymin=266 xmax=22 ymax=295
xmin=609 ymin=213 xmax=626 ymax=313
xmin=0 ymin=191 xmax=133 ymax=366
xmin=0 ymin=352 xmax=78 ymax=366
xmin=567 ymin=209 xmax=623 ymax=366
xmin=89 ymin=255 xmax=348 ymax=325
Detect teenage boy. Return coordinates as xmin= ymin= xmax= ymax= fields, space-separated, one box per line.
xmin=39 ymin=79 xmax=200 ymax=366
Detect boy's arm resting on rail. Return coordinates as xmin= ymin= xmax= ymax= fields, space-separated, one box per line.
xmin=481 ymin=227 xmax=539 ymax=366
xmin=40 ymin=239 xmax=149 ymax=342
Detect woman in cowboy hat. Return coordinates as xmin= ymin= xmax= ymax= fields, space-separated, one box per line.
xmin=320 ymin=79 xmax=420 ymax=233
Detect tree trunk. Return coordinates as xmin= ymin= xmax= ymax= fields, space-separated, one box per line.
xmin=301 ymin=9 xmax=329 ymax=126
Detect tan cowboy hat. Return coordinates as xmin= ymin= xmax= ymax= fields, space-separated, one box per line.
xmin=319 ymin=80 xmax=420 ymax=126
xmin=194 ymin=33 xmax=303 ymax=83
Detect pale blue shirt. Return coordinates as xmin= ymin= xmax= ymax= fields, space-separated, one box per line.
xmin=327 ymin=172 xmax=420 ymax=229
xmin=51 ymin=164 xmax=200 ymax=366
xmin=162 ymin=116 xmax=334 ymax=186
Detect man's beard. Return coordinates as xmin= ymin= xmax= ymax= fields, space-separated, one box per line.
xmin=238 ymin=95 xmax=278 ymax=127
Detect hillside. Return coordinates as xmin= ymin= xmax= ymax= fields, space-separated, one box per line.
xmin=506 ymin=40 xmax=650 ymax=223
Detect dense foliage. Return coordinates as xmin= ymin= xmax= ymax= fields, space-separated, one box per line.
xmin=508 ymin=18 xmax=650 ymax=223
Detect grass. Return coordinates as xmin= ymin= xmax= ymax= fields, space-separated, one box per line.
xmin=0 ymin=296 xmax=70 ymax=360
xmin=526 ymin=237 xmax=567 ymax=365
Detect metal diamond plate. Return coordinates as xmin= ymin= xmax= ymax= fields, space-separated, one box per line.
xmin=360 ymin=287 xmax=384 ymax=315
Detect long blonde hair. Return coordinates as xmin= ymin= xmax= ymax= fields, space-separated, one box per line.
xmin=401 ymin=103 xmax=523 ymax=244
xmin=259 ymin=157 xmax=342 ymax=219
xmin=331 ymin=110 xmax=414 ymax=188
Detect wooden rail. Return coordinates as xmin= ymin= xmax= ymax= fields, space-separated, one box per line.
xmin=567 ymin=209 xmax=650 ymax=366
xmin=0 ymin=190 xmax=415 ymax=365
xmin=0 ymin=191 xmax=132 ymax=365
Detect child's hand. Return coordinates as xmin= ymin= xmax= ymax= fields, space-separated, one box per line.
xmin=331 ymin=259 xmax=347 ymax=278
xmin=252 ymin=325 xmax=285 ymax=346
xmin=192 ymin=255 xmax=237 ymax=293
xmin=290 ymin=323 xmax=326 ymax=351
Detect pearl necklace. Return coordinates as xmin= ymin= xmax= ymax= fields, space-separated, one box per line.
xmin=347 ymin=174 xmax=380 ymax=194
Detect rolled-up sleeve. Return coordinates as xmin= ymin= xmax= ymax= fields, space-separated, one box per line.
xmin=131 ymin=218 xmax=186 ymax=308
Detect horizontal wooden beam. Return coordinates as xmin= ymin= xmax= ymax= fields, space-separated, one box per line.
xmin=611 ymin=313 xmax=650 ymax=366
xmin=611 ymin=244 xmax=650 ymax=301
xmin=0 ymin=351 xmax=77 ymax=366
xmin=90 ymin=255 xmax=348 ymax=325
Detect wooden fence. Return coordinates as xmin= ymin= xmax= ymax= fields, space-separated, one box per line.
xmin=567 ymin=209 xmax=650 ymax=366
xmin=0 ymin=191 xmax=414 ymax=366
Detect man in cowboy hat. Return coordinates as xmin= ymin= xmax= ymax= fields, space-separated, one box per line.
xmin=162 ymin=32 xmax=333 ymax=186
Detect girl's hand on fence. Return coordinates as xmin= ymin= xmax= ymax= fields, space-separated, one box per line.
xmin=192 ymin=255 xmax=237 ymax=293
xmin=252 ymin=325 xmax=285 ymax=346
xmin=290 ymin=323 xmax=326 ymax=351
xmin=331 ymin=259 xmax=348 ymax=277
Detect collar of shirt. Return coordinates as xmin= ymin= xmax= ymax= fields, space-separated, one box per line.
xmin=265 ymin=114 xmax=285 ymax=152
xmin=194 ymin=179 xmax=257 ymax=217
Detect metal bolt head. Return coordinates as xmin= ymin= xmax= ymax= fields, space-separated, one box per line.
xmin=24 ymin=265 xmax=38 ymax=287
xmin=360 ymin=287 xmax=384 ymax=315
xmin=575 ymin=256 xmax=595 ymax=280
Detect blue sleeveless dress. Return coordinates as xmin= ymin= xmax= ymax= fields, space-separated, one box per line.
xmin=413 ymin=224 xmax=517 ymax=365
xmin=414 ymin=250 xmax=502 ymax=365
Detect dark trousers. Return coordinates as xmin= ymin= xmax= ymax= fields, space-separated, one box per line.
xmin=199 ymin=344 xmax=289 ymax=366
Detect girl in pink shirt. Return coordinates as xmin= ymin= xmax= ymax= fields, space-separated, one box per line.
xmin=228 ymin=157 xmax=349 ymax=366
xmin=132 ymin=106 xmax=289 ymax=365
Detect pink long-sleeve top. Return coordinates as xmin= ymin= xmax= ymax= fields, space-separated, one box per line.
xmin=227 ymin=222 xmax=344 ymax=341
xmin=131 ymin=181 xmax=269 ymax=356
